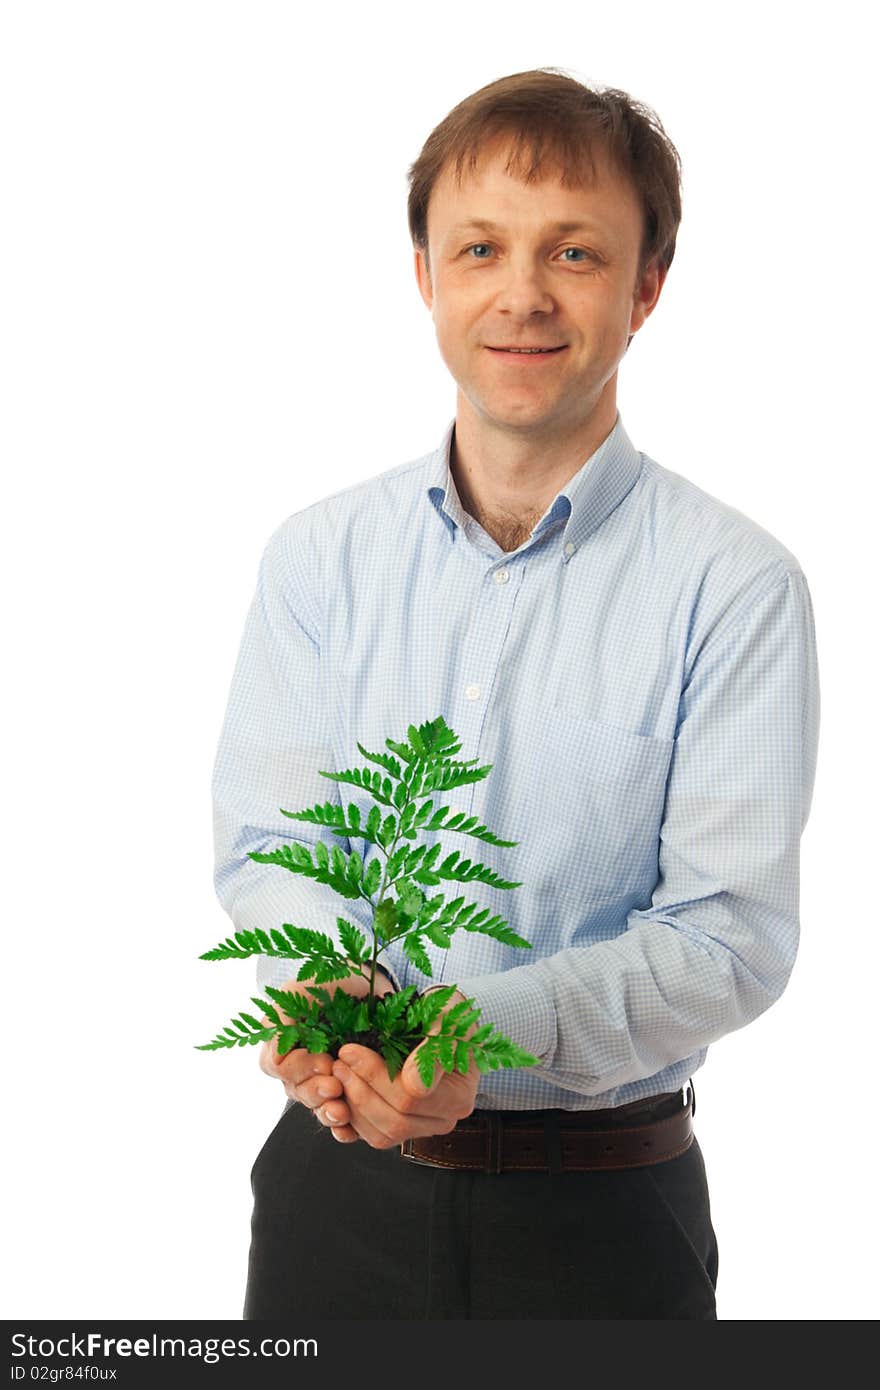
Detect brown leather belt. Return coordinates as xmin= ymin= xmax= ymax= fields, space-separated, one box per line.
xmin=400 ymin=1081 xmax=696 ymax=1174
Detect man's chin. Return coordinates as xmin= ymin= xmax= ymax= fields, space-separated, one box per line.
xmin=467 ymin=399 xmax=566 ymax=436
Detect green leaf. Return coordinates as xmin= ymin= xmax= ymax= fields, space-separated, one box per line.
xmin=379 ymin=1042 xmax=407 ymax=1080
xmin=472 ymin=1046 xmax=491 ymax=1074
xmin=356 ymin=742 xmax=404 ymax=782
xmin=437 ymin=1034 xmax=455 ymax=1072
xmin=422 ymin=922 xmax=452 ymax=949
xmin=276 ymin=1025 xmax=303 ymax=1055
xmin=420 ymin=763 xmax=492 ymax=795
xmin=374 ymin=898 xmax=398 ymax=939
xmin=413 ymin=802 xmax=518 ymax=848
xmin=443 ymin=998 xmax=481 ymax=1034
xmin=410 ymin=984 xmax=457 ymax=1032
xmin=471 ymin=1032 xmax=540 ymax=1071
xmin=277 ymin=800 xmax=380 ymax=843
xmin=415 ymin=1037 xmax=440 ymax=1090
xmin=396 ymin=880 xmax=425 ymax=925
xmin=428 ymin=847 xmax=522 ymax=891
xmin=375 ymin=988 xmax=417 ymax=1032
xmin=317 ymin=766 xmax=397 ymax=807
xmin=337 ymin=918 xmax=368 ymax=964
xmin=362 ymin=855 xmax=382 ymax=896
xmin=251 ymin=997 xmax=281 ymax=1028
xmin=402 ymin=932 xmax=432 ymax=977
xmin=249 ymin=842 xmax=364 ymax=900
xmin=196 ymin=1009 xmax=276 ymax=1052
xmin=263 ymin=984 xmax=306 ymax=1016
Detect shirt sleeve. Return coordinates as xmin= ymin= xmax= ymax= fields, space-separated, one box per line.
xmin=452 ymin=568 xmax=821 ymax=1096
xmin=210 ymin=522 xmax=396 ymax=993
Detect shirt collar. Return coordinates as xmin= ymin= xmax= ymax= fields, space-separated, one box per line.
xmin=425 ymin=411 xmax=644 ymax=561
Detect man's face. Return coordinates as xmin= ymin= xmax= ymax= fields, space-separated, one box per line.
xmin=414 ymin=138 xmax=665 ymax=440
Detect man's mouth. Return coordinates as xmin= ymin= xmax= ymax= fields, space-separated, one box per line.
xmin=486 ymin=345 xmax=567 ymax=354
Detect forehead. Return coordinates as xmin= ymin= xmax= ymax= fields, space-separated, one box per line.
xmin=429 ymin=137 xmax=641 ymax=245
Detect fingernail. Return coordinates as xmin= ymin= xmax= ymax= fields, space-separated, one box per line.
xmin=317 ymin=1083 xmax=335 ymax=1098
xmin=333 ymin=1062 xmax=350 ymax=1080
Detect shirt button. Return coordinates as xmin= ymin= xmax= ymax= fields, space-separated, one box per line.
xmin=564 ymin=541 xmax=576 ymax=557
xmin=494 ymin=568 xmax=509 ymax=584
xmin=465 ymin=684 xmax=481 ymax=701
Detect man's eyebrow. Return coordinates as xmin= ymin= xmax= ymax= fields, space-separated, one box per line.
xmin=445 ymin=218 xmax=610 ymax=238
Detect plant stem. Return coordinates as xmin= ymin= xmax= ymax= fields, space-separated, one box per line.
xmin=365 ymin=772 xmax=416 ymax=1004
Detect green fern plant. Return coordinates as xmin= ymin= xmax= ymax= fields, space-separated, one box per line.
xmin=197 ymin=714 xmax=540 ymax=1089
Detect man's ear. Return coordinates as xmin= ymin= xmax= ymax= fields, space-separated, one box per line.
xmin=414 ymin=246 xmax=433 ymax=312
xmin=628 ymin=256 xmax=667 ymax=338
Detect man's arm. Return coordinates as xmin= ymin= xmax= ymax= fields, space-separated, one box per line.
xmin=211 ymin=518 xmax=408 ymax=1136
xmin=448 ymin=567 xmax=821 ymax=1096
xmin=211 ymin=518 xmax=401 ymax=991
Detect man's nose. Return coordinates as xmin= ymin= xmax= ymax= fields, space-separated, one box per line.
xmin=493 ymin=258 xmax=556 ymax=315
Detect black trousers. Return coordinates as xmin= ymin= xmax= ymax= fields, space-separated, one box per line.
xmin=243 ymin=1097 xmax=719 ymax=1320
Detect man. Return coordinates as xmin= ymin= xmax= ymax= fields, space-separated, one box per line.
xmin=212 ymin=69 xmax=820 ymax=1320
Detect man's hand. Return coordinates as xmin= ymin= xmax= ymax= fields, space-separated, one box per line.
xmin=329 ymin=988 xmax=479 ymax=1149
xmin=258 ymin=970 xmax=395 ymax=1143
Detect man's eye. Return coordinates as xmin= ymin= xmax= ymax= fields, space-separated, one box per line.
xmin=464 ymin=244 xmax=597 ymax=264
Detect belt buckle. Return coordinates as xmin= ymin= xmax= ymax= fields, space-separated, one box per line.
xmin=399 ymin=1138 xmax=440 ymax=1167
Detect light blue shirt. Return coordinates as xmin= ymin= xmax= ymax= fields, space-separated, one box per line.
xmin=211 ymin=412 xmax=820 ymax=1111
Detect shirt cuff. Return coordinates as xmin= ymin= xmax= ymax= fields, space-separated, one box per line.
xmin=450 ymin=964 xmax=557 ymax=1063
xmin=374 ymin=961 xmax=402 ymax=991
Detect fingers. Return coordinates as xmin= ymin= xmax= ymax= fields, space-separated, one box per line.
xmin=257 ymin=1038 xmax=359 ymax=1140
xmin=332 ymin=1052 xmax=459 ymax=1150
xmin=260 ymin=1039 xmax=331 ymax=1084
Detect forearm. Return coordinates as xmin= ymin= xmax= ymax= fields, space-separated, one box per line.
xmin=458 ymin=567 xmax=819 ymax=1097
xmin=453 ymin=898 xmax=796 ymax=1096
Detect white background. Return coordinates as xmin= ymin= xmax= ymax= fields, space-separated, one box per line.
xmin=2 ymin=1 xmax=875 ymax=1322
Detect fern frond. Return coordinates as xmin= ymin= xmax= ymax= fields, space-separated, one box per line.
xmin=406 ymin=984 xmax=457 ymax=1033
xmin=406 ymin=801 xmax=518 ymax=848
xmin=411 ymin=893 xmax=532 ymax=951
xmin=317 ymin=766 xmax=396 ymax=807
xmin=199 ymin=927 xmax=301 ymax=962
xmin=411 ymin=845 xmax=522 ymax=891
xmin=195 ymin=1012 xmax=276 ymax=1051
xmin=402 ymin=932 xmax=433 ymax=977
xmin=419 ymin=761 xmax=493 ymax=794
xmin=278 ymin=799 xmax=385 ymax=848
xmin=411 ymin=1006 xmax=540 ymax=1087
xmin=248 ymin=841 xmax=370 ymax=902
xmin=355 ymin=742 xmax=404 ymax=782
xmin=336 ymin=917 xmax=369 ymax=965
xmin=374 ymin=987 xmax=418 ymax=1032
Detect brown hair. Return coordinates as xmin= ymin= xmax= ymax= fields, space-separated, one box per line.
xmin=407 ymin=67 xmax=683 ymax=285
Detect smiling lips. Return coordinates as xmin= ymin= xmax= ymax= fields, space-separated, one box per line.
xmin=487 ymin=345 xmax=566 ymax=353
xmin=485 ymin=345 xmax=568 ymax=363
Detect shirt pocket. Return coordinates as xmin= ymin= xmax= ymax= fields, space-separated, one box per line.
xmin=519 ymin=706 xmax=674 ymax=916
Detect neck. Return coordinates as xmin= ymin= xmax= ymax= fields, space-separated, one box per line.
xmin=450 ymin=394 xmax=619 ymax=552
